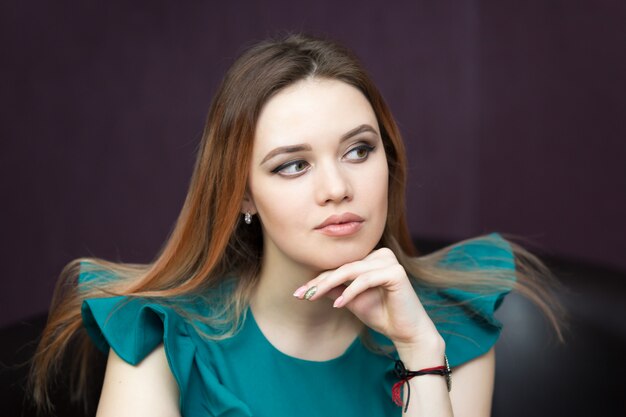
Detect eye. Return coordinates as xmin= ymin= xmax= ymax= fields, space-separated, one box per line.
xmin=272 ymin=160 xmax=310 ymax=177
xmin=344 ymin=144 xmax=375 ymax=161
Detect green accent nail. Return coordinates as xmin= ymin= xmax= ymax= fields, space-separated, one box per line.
xmin=304 ymin=286 xmax=317 ymax=300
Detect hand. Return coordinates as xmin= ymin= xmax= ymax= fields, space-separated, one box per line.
xmin=293 ymin=248 xmax=443 ymax=350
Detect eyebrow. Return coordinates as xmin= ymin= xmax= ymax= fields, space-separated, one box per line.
xmin=260 ymin=124 xmax=378 ymax=165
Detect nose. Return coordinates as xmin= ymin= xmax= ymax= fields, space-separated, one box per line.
xmin=314 ymin=161 xmax=353 ymax=205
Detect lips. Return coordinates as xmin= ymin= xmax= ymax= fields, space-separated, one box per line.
xmin=315 ymin=212 xmax=364 ymax=229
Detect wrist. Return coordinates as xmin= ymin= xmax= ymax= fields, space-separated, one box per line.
xmin=391 ymin=347 xmax=453 ymax=411
xmin=394 ymin=335 xmax=446 ymax=370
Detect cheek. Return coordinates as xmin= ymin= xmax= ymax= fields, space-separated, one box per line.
xmin=357 ymin=158 xmax=389 ymax=210
xmin=362 ymin=160 xmax=389 ymax=241
xmin=250 ymin=179 xmax=310 ymax=231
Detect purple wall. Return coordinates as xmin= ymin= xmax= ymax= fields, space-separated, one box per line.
xmin=2 ymin=1 xmax=625 ymax=327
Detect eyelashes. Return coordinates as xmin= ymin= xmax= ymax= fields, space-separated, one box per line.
xmin=271 ymin=159 xmax=310 ymax=176
xmin=344 ymin=144 xmax=375 ymax=161
xmin=271 ymin=143 xmax=376 ymax=177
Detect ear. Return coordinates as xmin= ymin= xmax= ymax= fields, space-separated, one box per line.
xmin=240 ymin=191 xmax=257 ymax=215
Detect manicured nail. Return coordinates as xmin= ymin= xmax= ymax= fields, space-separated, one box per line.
xmin=293 ymin=286 xmax=307 ymax=298
xmin=333 ymin=296 xmax=344 ymax=308
xmin=303 ymin=286 xmax=317 ymax=300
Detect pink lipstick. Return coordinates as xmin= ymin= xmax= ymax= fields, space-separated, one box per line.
xmin=315 ymin=213 xmax=364 ymax=237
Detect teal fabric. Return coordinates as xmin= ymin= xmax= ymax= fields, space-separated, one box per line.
xmin=81 ymin=232 xmax=515 ymax=416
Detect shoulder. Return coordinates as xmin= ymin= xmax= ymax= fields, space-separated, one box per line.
xmin=77 ymin=264 xmax=228 ymax=412
xmin=418 ymin=233 xmax=517 ymax=367
xmin=77 ymin=264 xmax=255 ymax=415
xmin=78 ymin=263 xmax=233 ymax=361
xmin=438 ymin=232 xmax=516 ymax=271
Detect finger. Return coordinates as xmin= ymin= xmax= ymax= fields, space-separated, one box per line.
xmin=293 ymin=247 xmax=400 ymax=301
xmin=293 ymin=269 xmax=333 ymax=299
xmin=367 ymin=247 xmax=397 ymax=261
xmin=333 ymin=264 xmax=406 ymax=308
xmin=331 ymin=269 xmax=387 ymax=308
xmin=299 ymin=258 xmax=390 ymax=301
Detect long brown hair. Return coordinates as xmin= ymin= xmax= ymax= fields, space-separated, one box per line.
xmin=30 ymin=33 xmax=566 ymax=412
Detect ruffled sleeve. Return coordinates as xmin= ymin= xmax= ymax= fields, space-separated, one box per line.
xmin=78 ymin=267 xmax=195 ymax=412
xmin=422 ymin=232 xmax=516 ymax=367
xmin=78 ymin=266 xmax=253 ymax=416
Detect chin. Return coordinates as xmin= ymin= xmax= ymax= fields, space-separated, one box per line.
xmin=303 ymin=244 xmax=375 ymax=271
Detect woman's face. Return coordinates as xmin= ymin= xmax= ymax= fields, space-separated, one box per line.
xmin=246 ymin=78 xmax=389 ymax=272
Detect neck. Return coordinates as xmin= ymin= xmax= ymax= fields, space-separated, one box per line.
xmin=249 ymin=252 xmax=363 ymax=360
xmin=251 ymin=256 xmax=350 ymax=327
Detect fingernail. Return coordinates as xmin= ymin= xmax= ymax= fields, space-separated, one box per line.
xmin=293 ymin=286 xmax=307 ymax=298
xmin=303 ymin=286 xmax=317 ymax=300
xmin=333 ymin=296 xmax=344 ymax=308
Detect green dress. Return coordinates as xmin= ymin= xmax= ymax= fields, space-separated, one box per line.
xmin=81 ymin=233 xmax=515 ymax=416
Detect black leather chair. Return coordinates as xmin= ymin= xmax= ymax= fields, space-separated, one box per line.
xmin=492 ymin=260 xmax=626 ymax=416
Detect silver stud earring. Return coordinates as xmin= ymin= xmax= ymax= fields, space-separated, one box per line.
xmin=244 ymin=212 xmax=252 ymax=225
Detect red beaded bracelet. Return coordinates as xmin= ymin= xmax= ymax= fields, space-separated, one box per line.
xmin=391 ymin=355 xmax=452 ymax=412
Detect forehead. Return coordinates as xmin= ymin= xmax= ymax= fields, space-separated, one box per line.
xmin=253 ymin=78 xmax=379 ymax=150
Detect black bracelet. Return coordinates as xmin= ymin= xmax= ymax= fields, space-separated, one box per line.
xmin=391 ymin=355 xmax=452 ymax=412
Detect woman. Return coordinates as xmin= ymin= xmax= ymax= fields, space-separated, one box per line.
xmin=30 ymin=34 xmax=563 ymax=416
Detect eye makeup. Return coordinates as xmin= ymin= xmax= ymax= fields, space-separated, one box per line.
xmin=271 ymin=159 xmax=311 ymax=176
xmin=343 ymin=143 xmax=376 ymax=161
xmin=269 ymin=139 xmax=377 ymax=177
